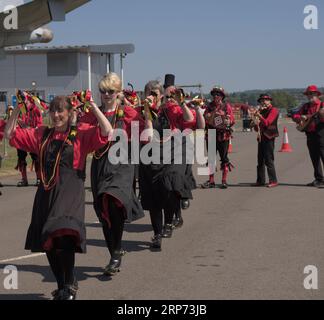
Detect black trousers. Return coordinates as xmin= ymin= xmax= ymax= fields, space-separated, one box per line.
xmin=306 ymin=131 xmax=324 ymax=182
xmin=46 ymin=236 xmax=76 ymax=290
xmin=257 ymin=139 xmax=278 ymax=183
xmin=217 ymin=140 xmax=230 ymax=168
xmin=149 ymin=192 xmax=179 ymax=235
xmin=206 ymin=137 xmax=230 ymax=168
xmin=17 ymin=149 xmax=38 ymax=163
xmin=101 ymin=199 xmax=125 ymax=259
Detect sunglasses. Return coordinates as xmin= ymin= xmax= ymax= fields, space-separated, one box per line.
xmin=211 ymin=92 xmax=223 ymax=97
xmin=99 ymin=88 xmax=116 ymax=95
xmin=150 ymin=91 xmax=158 ymax=97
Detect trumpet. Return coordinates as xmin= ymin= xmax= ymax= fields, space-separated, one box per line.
xmin=249 ymin=105 xmax=267 ymax=127
xmin=249 ymin=106 xmax=266 ymax=141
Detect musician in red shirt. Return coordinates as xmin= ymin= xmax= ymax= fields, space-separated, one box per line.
xmin=252 ymin=94 xmax=279 ymax=188
xmin=15 ymin=94 xmax=43 ymax=187
xmin=202 ymin=86 xmax=235 ymax=189
xmin=0 ymin=118 xmax=6 ymax=195
xmin=139 ymin=75 xmax=195 ymax=249
xmin=292 ymin=85 xmax=324 ymax=188
xmin=4 ymin=95 xmax=111 ymax=300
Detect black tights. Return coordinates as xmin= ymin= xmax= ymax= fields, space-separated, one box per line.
xmin=149 ymin=192 xmax=180 ymax=235
xmin=101 ymin=199 xmax=125 ymax=259
xmin=46 ymin=236 xmax=76 ymax=290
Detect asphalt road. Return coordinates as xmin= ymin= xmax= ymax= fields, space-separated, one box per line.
xmin=0 ymin=121 xmax=323 ymax=300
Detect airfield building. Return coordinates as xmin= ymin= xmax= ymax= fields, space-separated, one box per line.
xmin=0 ymin=43 xmax=135 ymax=113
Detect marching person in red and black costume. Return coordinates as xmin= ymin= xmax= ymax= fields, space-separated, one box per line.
xmin=15 ymin=91 xmax=43 ymax=187
xmin=251 ymin=93 xmax=279 ymax=188
xmin=4 ymin=95 xmax=112 ymax=300
xmin=138 ymin=75 xmax=195 ymax=249
xmin=202 ymin=86 xmax=235 ymax=189
xmin=81 ymin=72 xmax=147 ymax=276
xmin=292 ymin=85 xmax=324 ymax=188
xmin=0 ymin=106 xmax=15 ymax=195
xmin=176 ymin=95 xmax=205 ymax=220
xmin=0 ymin=117 xmax=6 ymax=195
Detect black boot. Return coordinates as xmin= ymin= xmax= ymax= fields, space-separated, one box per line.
xmin=17 ymin=179 xmax=28 ymax=187
xmin=181 ymin=199 xmax=190 ymax=210
xmin=201 ymin=180 xmax=216 ymax=189
xmin=151 ymin=234 xmax=162 ymax=249
xmin=54 ymin=277 xmax=78 ymax=300
xmin=172 ymin=217 xmax=184 ymax=229
xmin=162 ymin=224 xmax=173 ymax=238
xmin=104 ymin=251 xmax=122 ymax=276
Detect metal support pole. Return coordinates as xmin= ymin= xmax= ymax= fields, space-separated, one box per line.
xmin=106 ymin=54 xmax=110 ymax=74
xmin=87 ymin=51 xmax=92 ymax=91
xmin=120 ymin=54 xmax=124 ymax=89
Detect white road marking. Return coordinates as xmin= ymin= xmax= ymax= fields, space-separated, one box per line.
xmin=0 ymin=253 xmax=45 ymax=264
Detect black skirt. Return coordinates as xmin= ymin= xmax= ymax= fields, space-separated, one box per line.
xmin=139 ymin=136 xmax=193 ymax=210
xmin=25 ymin=167 xmax=86 ymax=253
xmin=91 ymin=155 xmax=144 ymax=224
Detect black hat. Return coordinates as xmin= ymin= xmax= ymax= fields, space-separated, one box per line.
xmin=257 ymin=93 xmax=272 ymax=103
xmin=210 ymin=85 xmax=227 ymax=99
xmin=164 ymin=74 xmax=175 ymax=89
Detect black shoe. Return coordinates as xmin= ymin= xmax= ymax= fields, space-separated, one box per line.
xmin=104 ymin=254 xmax=122 ymax=276
xmin=51 ymin=289 xmax=64 ymax=300
xmin=17 ymin=180 xmax=28 ymax=187
xmin=61 ymin=286 xmax=77 ymax=300
xmin=201 ymin=181 xmax=216 ymax=189
xmin=120 ymin=248 xmax=127 ymax=256
xmin=0 ymin=182 xmax=3 ymax=188
xmin=151 ymin=234 xmax=162 ymax=249
xmin=172 ymin=217 xmax=184 ymax=229
xmin=251 ymin=182 xmax=266 ymax=187
xmin=162 ymin=224 xmax=173 ymax=238
xmin=307 ymin=180 xmax=323 ymax=187
xmin=220 ymin=182 xmax=228 ymax=189
xmin=181 ymin=199 xmax=190 ymax=210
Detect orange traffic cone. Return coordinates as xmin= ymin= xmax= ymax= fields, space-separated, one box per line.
xmin=228 ymin=138 xmax=233 ymax=153
xmin=279 ymin=127 xmax=293 ymax=153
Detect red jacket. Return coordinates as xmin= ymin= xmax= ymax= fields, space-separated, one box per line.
xmin=0 ymin=119 xmax=5 ymax=142
xmin=254 ymin=105 xmax=279 ymax=140
xmin=293 ymin=100 xmax=324 ymax=133
xmin=20 ymin=106 xmax=43 ymax=129
xmin=204 ymin=102 xmax=235 ymax=142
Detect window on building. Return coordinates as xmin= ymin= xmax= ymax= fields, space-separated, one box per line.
xmin=47 ymin=52 xmax=78 ymax=76
xmin=0 ymin=92 xmax=7 ymax=102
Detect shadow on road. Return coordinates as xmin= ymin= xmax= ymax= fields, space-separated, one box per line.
xmin=87 ymin=239 xmax=151 ymax=253
xmin=0 ymin=184 xmax=37 ymax=188
xmin=124 ymin=223 xmax=152 ymax=233
xmin=0 ymin=293 xmax=48 ymax=300
xmin=0 ymin=263 xmax=111 ymax=286
xmin=225 ymin=183 xmax=309 ymax=188
xmin=85 ymin=222 xmax=101 ymax=228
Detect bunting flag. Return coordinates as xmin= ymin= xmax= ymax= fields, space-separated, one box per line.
xmin=16 ymin=90 xmax=27 ymax=114
xmin=72 ymin=90 xmax=93 ymax=113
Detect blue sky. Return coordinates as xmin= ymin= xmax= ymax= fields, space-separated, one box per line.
xmin=47 ymin=0 xmax=323 ymax=93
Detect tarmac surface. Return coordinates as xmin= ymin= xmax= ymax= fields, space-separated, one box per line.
xmin=0 ymin=121 xmax=323 ymax=300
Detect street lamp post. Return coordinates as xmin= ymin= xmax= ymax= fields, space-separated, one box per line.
xmin=31 ymin=81 xmax=37 ymax=95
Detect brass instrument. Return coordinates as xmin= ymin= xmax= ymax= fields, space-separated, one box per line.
xmin=250 ymin=106 xmax=266 ymax=141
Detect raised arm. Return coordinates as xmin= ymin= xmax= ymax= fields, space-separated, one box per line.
xmin=89 ymin=100 xmax=113 ymax=137
xmin=4 ymin=106 xmax=20 ymax=140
